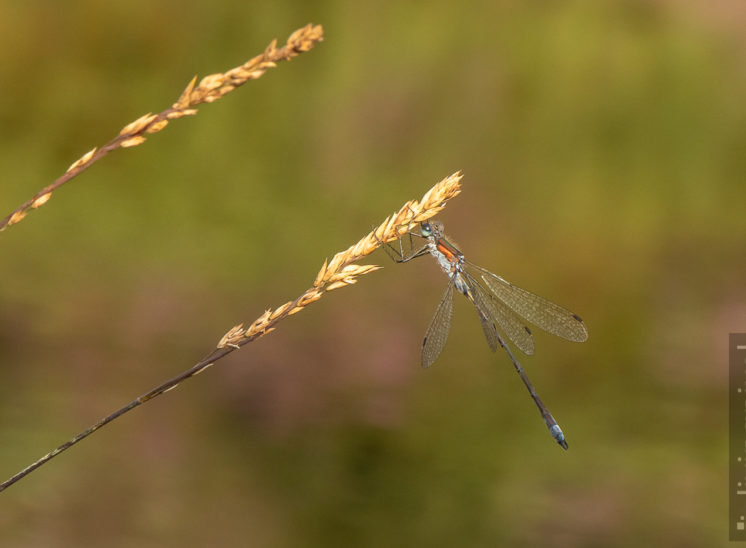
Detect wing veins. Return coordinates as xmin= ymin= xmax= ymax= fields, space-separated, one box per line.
xmin=466 ymin=262 xmax=588 ymax=343
xmin=421 ymin=280 xmax=455 ymax=368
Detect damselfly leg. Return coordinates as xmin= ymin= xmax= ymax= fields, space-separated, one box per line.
xmin=375 ymin=224 xmax=429 ymax=264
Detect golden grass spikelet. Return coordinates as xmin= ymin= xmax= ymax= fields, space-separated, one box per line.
xmin=174 ymin=76 xmax=198 ymax=109
xmin=326 ymin=281 xmax=348 ymax=291
xmin=120 ymin=136 xmax=147 ymax=148
xmin=270 ymin=301 xmax=294 ymax=320
xmin=166 ymin=109 xmax=197 ymax=120
xmin=120 ymin=113 xmax=157 ymax=136
xmin=8 ymin=211 xmax=26 ymax=226
xmin=146 ymin=120 xmax=169 ymax=134
xmin=265 ymin=39 xmax=278 ymax=57
xmin=313 ymin=259 xmax=328 ymax=287
xmin=287 ymin=23 xmax=324 ymax=52
xmin=66 ymin=148 xmax=97 ymax=173
xmin=197 ymin=74 xmax=226 ymax=93
xmin=1 ymin=24 xmax=324 ymax=233
xmin=31 ymin=193 xmax=51 ymax=209
xmin=217 ymin=324 xmax=246 ymax=348
xmin=247 ymin=309 xmax=272 ymax=333
xmin=299 ymin=289 xmax=323 ymax=305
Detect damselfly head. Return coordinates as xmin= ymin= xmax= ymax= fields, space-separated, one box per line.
xmin=420 ymin=220 xmax=444 ymax=238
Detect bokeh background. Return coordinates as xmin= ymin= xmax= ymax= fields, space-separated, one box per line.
xmin=0 ymin=1 xmax=743 ymax=546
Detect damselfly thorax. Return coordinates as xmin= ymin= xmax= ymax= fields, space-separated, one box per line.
xmin=424 ymin=222 xmax=479 ymax=301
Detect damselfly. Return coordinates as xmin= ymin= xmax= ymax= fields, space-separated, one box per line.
xmin=380 ymin=220 xmax=588 ymax=449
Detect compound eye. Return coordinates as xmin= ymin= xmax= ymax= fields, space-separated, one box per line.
xmin=420 ymin=222 xmax=432 ymax=237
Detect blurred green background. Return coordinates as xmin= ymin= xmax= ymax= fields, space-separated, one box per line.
xmin=0 ymin=1 xmax=742 ymax=546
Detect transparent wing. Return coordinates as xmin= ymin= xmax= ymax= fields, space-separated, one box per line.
xmin=466 ymin=262 xmax=588 ymax=343
xmin=421 ymin=281 xmax=455 ymax=368
xmin=465 ymin=272 xmax=535 ymax=355
xmin=467 ymin=279 xmax=500 ymax=353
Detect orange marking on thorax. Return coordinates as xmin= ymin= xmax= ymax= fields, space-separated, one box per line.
xmin=436 ymin=239 xmax=461 ymax=263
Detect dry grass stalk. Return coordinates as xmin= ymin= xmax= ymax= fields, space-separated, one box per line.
xmin=219 ymin=171 xmax=463 ymax=348
xmin=0 ymin=171 xmax=463 ymax=493
xmin=0 ymin=23 xmax=324 ymax=232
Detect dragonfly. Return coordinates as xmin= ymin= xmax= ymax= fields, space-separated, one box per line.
xmin=380 ymin=220 xmax=588 ymax=449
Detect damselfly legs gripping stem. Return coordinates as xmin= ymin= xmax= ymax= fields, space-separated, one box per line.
xmin=379 ymin=220 xmax=588 ymax=449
